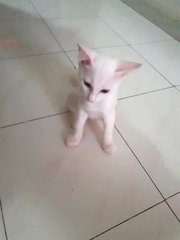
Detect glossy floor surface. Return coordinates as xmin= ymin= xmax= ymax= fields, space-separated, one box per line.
xmin=0 ymin=1 xmax=179 ymax=240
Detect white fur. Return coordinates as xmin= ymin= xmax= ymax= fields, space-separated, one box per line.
xmin=66 ymin=44 xmax=141 ymax=154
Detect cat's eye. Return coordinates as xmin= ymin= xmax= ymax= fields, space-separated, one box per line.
xmin=83 ymin=81 xmax=91 ymax=88
xmin=101 ymin=89 xmax=109 ymax=94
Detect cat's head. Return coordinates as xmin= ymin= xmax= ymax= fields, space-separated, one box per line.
xmin=77 ymin=44 xmax=141 ymax=103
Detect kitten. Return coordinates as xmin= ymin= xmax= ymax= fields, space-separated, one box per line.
xmin=66 ymin=44 xmax=141 ymax=154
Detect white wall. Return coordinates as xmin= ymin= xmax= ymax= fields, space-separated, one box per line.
xmin=143 ymin=0 xmax=180 ymax=20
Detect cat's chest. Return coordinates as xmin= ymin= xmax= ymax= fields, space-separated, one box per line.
xmin=82 ymin=102 xmax=106 ymax=119
xmin=87 ymin=110 xmax=103 ymax=119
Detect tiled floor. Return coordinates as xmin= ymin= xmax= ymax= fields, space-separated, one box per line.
xmin=0 ymin=1 xmax=179 ymax=240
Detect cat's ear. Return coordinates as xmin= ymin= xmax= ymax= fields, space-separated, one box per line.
xmin=115 ymin=61 xmax=142 ymax=78
xmin=77 ymin=44 xmax=96 ymax=66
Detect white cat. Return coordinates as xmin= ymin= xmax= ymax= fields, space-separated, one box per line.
xmin=66 ymin=44 xmax=141 ymax=154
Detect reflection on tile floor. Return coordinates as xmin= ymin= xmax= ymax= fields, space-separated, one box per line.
xmin=0 ymin=0 xmax=179 ymax=240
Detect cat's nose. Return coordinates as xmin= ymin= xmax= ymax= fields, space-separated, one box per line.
xmin=87 ymin=93 xmax=96 ymax=103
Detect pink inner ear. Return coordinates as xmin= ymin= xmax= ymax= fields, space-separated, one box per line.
xmin=77 ymin=44 xmax=96 ymax=65
xmin=80 ymin=60 xmax=91 ymax=65
xmin=116 ymin=61 xmax=142 ymax=77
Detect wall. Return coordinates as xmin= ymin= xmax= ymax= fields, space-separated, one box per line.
xmin=143 ymin=0 xmax=180 ymax=20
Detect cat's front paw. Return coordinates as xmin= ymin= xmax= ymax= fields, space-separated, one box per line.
xmin=66 ymin=135 xmax=80 ymax=148
xmin=102 ymin=143 xmax=116 ymax=155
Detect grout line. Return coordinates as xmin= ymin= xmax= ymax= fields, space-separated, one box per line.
xmin=27 ymin=0 xmax=40 ymax=18
xmin=0 ymin=111 xmax=69 ymax=130
xmin=165 ymin=191 xmax=180 ymax=222
xmin=41 ymin=16 xmax=103 ymax=20
xmin=114 ymin=127 xmax=165 ymax=199
xmin=0 ymin=199 xmax=8 ymax=240
xmin=128 ymin=39 xmax=175 ymax=45
xmin=28 ymin=0 xmax=77 ymax=69
xmin=65 ymin=44 xmax=129 ymax=53
xmin=114 ymin=126 xmax=180 ymax=224
xmin=165 ymin=201 xmax=180 ymax=222
xmin=65 ymin=43 xmax=129 ymax=52
xmin=0 ymin=50 xmax=63 ymax=61
xmin=175 ymin=87 xmax=180 ymax=93
xmin=89 ymin=200 xmax=164 ymax=240
xmin=129 ymin=39 xmax=176 ymax=46
xmin=118 ymin=86 xmax=175 ymax=101
xmin=0 ymin=43 xmax=129 ymax=62
xmin=64 ymin=39 xmax=175 ymax=53
xmin=37 ymin=16 xmax=100 ymax=20
xmin=166 ymin=191 xmax=180 ymax=200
